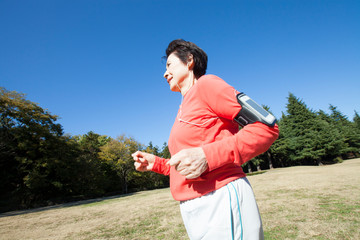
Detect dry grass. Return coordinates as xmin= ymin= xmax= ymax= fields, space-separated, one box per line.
xmin=0 ymin=189 xmax=186 ymax=240
xmin=1 ymin=159 xmax=359 ymax=240
xmin=252 ymin=158 xmax=360 ymax=240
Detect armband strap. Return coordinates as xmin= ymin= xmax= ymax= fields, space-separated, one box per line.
xmin=234 ymin=93 xmax=276 ymax=127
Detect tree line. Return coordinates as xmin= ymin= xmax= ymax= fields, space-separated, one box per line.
xmin=0 ymin=87 xmax=170 ymax=212
xmin=245 ymin=93 xmax=360 ymax=172
xmin=1 ymin=87 xmax=359 ymax=212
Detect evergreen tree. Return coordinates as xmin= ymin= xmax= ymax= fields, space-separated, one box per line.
xmin=279 ymin=93 xmax=341 ymax=165
xmin=354 ymin=111 xmax=360 ymax=130
xmin=269 ymin=113 xmax=292 ymax=167
xmin=274 ymin=112 xmax=299 ymax=166
xmin=251 ymin=105 xmax=277 ymax=170
xmin=328 ymin=105 xmax=360 ymax=158
xmin=160 ymin=142 xmax=171 ymax=159
xmin=316 ymin=110 xmax=347 ymax=161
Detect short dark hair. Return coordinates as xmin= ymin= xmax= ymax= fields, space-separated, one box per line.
xmin=165 ymin=39 xmax=208 ymax=78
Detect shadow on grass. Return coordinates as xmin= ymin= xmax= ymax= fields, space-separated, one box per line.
xmin=0 ymin=192 xmax=137 ymax=218
xmin=247 ymin=170 xmax=267 ymax=176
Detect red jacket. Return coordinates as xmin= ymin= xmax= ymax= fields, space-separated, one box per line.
xmin=152 ymin=74 xmax=279 ymax=201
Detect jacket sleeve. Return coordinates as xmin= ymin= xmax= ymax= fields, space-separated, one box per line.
xmin=152 ymin=156 xmax=171 ymax=175
xmin=198 ymin=75 xmax=279 ymax=171
xmin=202 ymin=122 xmax=279 ymax=171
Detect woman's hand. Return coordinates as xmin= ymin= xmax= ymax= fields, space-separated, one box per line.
xmin=167 ymin=147 xmax=208 ymax=179
xmin=132 ymin=151 xmax=156 ymax=172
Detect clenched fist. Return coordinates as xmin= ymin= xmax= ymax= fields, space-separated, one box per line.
xmin=167 ymin=147 xmax=208 ymax=179
xmin=132 ymin=151 xmax=155 ymax=172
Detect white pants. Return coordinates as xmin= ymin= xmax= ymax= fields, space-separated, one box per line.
xmin=180 ymin=178 xmax=264 ymax=240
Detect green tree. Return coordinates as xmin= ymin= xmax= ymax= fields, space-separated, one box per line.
xmin=99 ymin=135 xmax=142 ymax=194
xmin=160 ymin=142 xmax=171 ymax=159
xmin=0 ymin=87 xmax=80 ymax=209
xmin=278 ymin=93 xmax=343 ymax=166
xmin=316 ymin=110 xmax=347 ymax=160
xmin=73 ymin=131 xmax=112 ymax=196
xmin=250 ymin=105 xmax=277 ymax=170
xmin=268 ymin=113 xmax=294 ymax=168
xmin=328 ymin=105 xmax=360 ymax=158
xmin=354 ymin=111 xmax=360 ymax=130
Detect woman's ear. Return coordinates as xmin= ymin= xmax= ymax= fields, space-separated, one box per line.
xmin=187 ymin=54 xmax=194 ymax=70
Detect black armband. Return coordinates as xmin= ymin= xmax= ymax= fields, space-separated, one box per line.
xmin=234 ymin=93 xmax=276 ymax=127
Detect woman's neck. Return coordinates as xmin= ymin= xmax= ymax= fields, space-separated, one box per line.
xmin=180 ymin=74 xmax=197 ymax=96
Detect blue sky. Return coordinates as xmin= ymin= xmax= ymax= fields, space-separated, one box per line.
xmin=1 ymin=0 xmax=359 ymax=147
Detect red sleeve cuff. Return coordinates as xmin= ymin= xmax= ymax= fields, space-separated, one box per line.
xmin=152 ymin=156 xmax=171 ymax=176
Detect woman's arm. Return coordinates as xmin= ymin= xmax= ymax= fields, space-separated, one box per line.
xmin=202 ymin=122 xmax=279 ymax=171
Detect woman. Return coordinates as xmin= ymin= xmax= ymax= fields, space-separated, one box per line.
xmin=132 ymin=39 xmax=279 ymax=240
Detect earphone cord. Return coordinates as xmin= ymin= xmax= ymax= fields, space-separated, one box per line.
xmin=176 ymin=82 xmax=219 ymax=126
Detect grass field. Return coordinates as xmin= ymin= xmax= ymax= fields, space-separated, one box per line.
xmin=1 ymin=158 xmax=359 ymax=240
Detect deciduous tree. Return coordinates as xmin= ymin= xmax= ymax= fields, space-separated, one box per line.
xmin=99 ymin=135 xmax=142 ymax=194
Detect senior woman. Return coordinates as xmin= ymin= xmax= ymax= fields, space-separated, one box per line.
xmin=132 ymin=39 xmax=279 ymax=240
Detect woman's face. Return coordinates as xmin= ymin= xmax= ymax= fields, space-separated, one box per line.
xmin=164 ymin=52 xmax=190 ymax=92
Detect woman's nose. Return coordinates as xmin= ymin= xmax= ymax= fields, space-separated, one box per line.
xmin=164 ymin=70 xmax=169 ymax=79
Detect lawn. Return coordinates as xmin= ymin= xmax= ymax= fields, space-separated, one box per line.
xmin=1 ymin=159 xmax=359 ymax=239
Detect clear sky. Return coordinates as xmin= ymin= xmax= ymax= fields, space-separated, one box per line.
xmin=1 ymin=0 xmax=359 ymax=147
